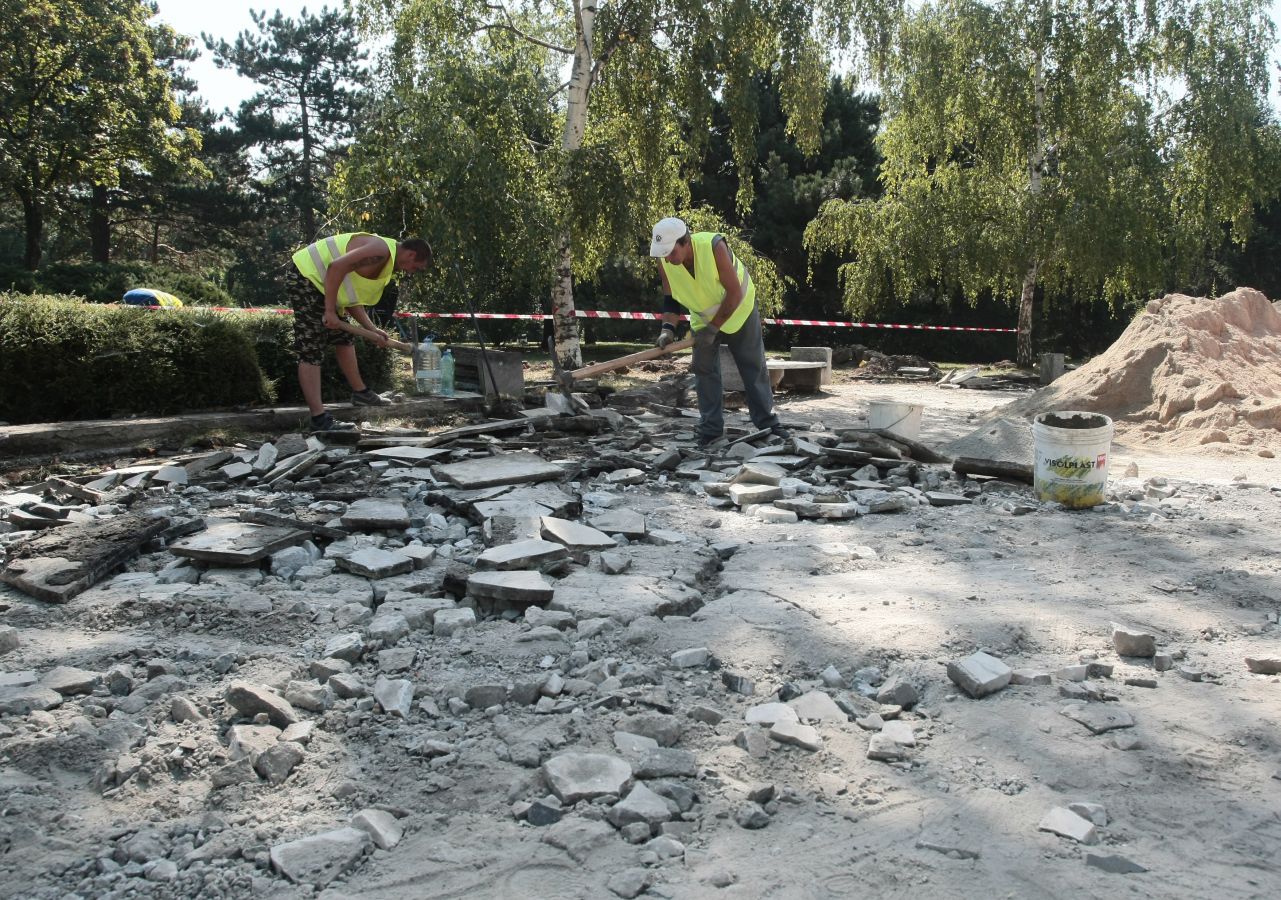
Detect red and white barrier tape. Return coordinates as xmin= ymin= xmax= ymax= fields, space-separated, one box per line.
xmin=116 ymin=304 xmax=1016 ymax=333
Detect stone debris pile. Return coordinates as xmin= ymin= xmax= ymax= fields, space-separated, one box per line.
xmin=0 ymin=395 xmax=1277 ymax=897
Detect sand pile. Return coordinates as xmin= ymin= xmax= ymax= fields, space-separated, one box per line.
xmin=999 ymin=288 xmax=1281 ymax=450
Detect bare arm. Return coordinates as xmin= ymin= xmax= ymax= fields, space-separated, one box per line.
xmin=347 ymin=305 xmax=389 ymax=344
xmin=708 ymin=238 xmax=743 ymax=329
xmin=657 ymin=265 xmax=681 ymax=328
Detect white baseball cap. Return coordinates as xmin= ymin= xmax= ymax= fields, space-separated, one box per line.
xmin=649 ymin=217 xmax=688 ymax=257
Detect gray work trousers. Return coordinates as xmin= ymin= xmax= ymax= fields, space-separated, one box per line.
xmin=690 ymin=306 xmax=780 ymax=440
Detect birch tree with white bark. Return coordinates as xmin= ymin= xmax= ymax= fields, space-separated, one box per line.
xmin=804 ymin=0 xmax=1280 ymax=367
xmin=364 ymin=0 xmax=896 ymax=366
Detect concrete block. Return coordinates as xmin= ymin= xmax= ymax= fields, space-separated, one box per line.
xmin=946 ymin=651 xmax=1011 ymax=698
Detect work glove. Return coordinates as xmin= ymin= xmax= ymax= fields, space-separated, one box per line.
xmin=693 ymin=324 xmax=721 ymax=352
xmin=656 ymin=327 xmax=677 ymax=349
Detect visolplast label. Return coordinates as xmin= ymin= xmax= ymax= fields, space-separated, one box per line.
xmin=1042 ymin=453 xmax=1105 ymax=480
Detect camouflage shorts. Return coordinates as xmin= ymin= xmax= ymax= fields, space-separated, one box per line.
xmin=286 ymin=268 xmax=352 ymax=365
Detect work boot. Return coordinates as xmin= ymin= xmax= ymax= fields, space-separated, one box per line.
xmin=696 ymin=433 xmax=723 ymax=450
xmin=768 ymin=426 xmax=792 ymax=442
xmin=310 ymin=412 xmax=358 ymax=433
xmin=351 ymin=388 xmax=387 ymax=407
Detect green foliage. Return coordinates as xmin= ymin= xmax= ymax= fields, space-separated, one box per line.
xmin=0 ymin=295 xmax=395 ymax=423
xmin=351 ymin=0 xmax=898 ymax=336
xmin=30 ymin=262 xmax=236 ymax=306
xmin=805 ymin=0 xmax=1280 ymax=361
xmin=0 ymin=295 xmax=270 ymax=423
xmin=0 ymin=0 xmax=199 ymax=268
xmin=235 ymin=312 xmax=395 ymax=403
xmin=206 ymin=7 xmax=370 ymax=240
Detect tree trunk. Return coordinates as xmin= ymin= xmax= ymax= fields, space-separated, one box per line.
xmin=1017 ymin=260 xmax=1038 ymax=368
xmin=1017 ymin=47 xmax=1047 ymax=369
xmin=89 ymin=184 xmax=111 ymax=263
xmin=548 ymin=0 xmax=597 ymax=369
xmin=21 ymin=195 xmax=43 ymax=271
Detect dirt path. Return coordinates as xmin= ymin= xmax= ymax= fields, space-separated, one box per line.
xmin=0 ymin=381 xmax=1278 ymax=899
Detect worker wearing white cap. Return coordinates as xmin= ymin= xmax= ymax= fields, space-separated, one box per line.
xmin=649 ymin=217 xmax=787 ymax=447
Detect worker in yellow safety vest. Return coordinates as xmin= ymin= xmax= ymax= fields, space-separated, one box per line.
xmin=649 ymin=217 xmax=788 ymax=448
xmin=287 ymin=232 xmax=432 ymax=432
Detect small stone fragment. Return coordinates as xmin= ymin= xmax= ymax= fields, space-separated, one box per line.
xmin=671 ymin=647 xmax=710 ymax=669
xmin=1111 ymin=623 xmax=1157 ymax=658
xmin=351 ymin=809 xmax=403 ymax=850
xmin=225 ymin=682 xmax=298 ymax=728
xmin=734 ymin=802 xmax=771 ymax=829
xmin=373 ymin=676 xmax=414 ymax=718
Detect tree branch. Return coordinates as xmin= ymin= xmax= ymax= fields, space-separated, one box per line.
xmin=482 ymin=4 xmax=571 ymax=54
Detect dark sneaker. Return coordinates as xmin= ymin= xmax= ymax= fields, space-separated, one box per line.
xmin=696 ymin=433 xmax=723 ymax=450
xmin=768 ymin=426 xmax=792 ymax=441
xmin=351 ymin=388 xmax=387 ymax=407
xmin=310 ymin=413 xmax=358 ymax=433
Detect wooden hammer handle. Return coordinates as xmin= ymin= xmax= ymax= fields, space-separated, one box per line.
xmin=569 ymin=337 xmax=694 ymax=380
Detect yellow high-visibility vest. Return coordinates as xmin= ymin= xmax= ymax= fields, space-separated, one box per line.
xmin=292 ymin=233 xmax=397 ymax=309
xmin=660 ymin=232 xmax=755 ymax=334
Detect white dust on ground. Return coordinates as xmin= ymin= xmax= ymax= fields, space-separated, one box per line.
xmin=999 ymin=288 xmax=1281 ymax=455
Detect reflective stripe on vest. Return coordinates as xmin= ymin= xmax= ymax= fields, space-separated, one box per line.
xmin=292 ymin=233 xmax=397 ymax=309
xmin=659 ymin=232 xmax=755 ymax=334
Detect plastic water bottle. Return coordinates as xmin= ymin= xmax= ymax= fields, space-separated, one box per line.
xmin=415 ymin=337 xmax=441 ymax=395
xmin=440 ymin=349 xmax=455 ymax=397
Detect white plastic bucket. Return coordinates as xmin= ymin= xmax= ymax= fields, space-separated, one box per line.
xmin=868 ymin=399 xmax=923 ymax=440
xmin=1032 ymin=411 xmax=1114 ymax=508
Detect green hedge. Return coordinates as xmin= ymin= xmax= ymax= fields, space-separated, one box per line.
xmin=0 ymin=295 xmax=394 ymax=424
xmin=1 ymin=261 xmax=238 ymax=307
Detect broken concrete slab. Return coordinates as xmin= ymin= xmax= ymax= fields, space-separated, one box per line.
xmin=1061 ymin=702 xmax=1135 ymax=734
xmin=1038 ymin=807 xmax=1098 ymax=844
xmin=270 ymin=827 xmax=370 ymax=887
xmin=542 ymin=752 xmax=634 ymax=804
xmin=365 ymin=446 xmax=453 ymax=464
xmin=731 ymin=461 xmax=787 ymax=486
xmin=170 ymin=523 xmax=307 ymax=566
xmin=769 ymin=719 xmax=822 ymax=751
xmin=41 ymin=666 xmax=100 ymax=696
xmin=1245 ymin=656 xmax=1281 ymax=675
xmin=0 ymin=685 xmax=63 ymax=715
xmin=540 ymin=517 xmax=617 ymax=551
xmin=946 ymin=651 xmax=1012 ymax=698
xmin=467 ymin=570 xmax=555 ymax=606
xmin=788 ymin=691 xmax=847 ymax=723
xmin=728 ymin=484 xmax=784 ymax=506
xmin=340 ymin=498 xmax=410 ymax=531
xmin=1 ymin=513 xmax=169 ymax=603
xmin=475 ymin=539 xmax=568 ymax=571
xmin=435 ymin=452 xmax=564 ymax=489
xmin=587 ymin=509 xmax=648 ymax=539
xmin=335 ymin=548 xmax=414 ymax=579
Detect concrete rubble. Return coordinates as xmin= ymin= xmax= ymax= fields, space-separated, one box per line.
xmin=0 ymin=381 xmax=1277 ymax=898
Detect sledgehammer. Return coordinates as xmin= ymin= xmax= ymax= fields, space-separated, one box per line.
xmin=327 ymin=316 xmax=413 ymax=352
